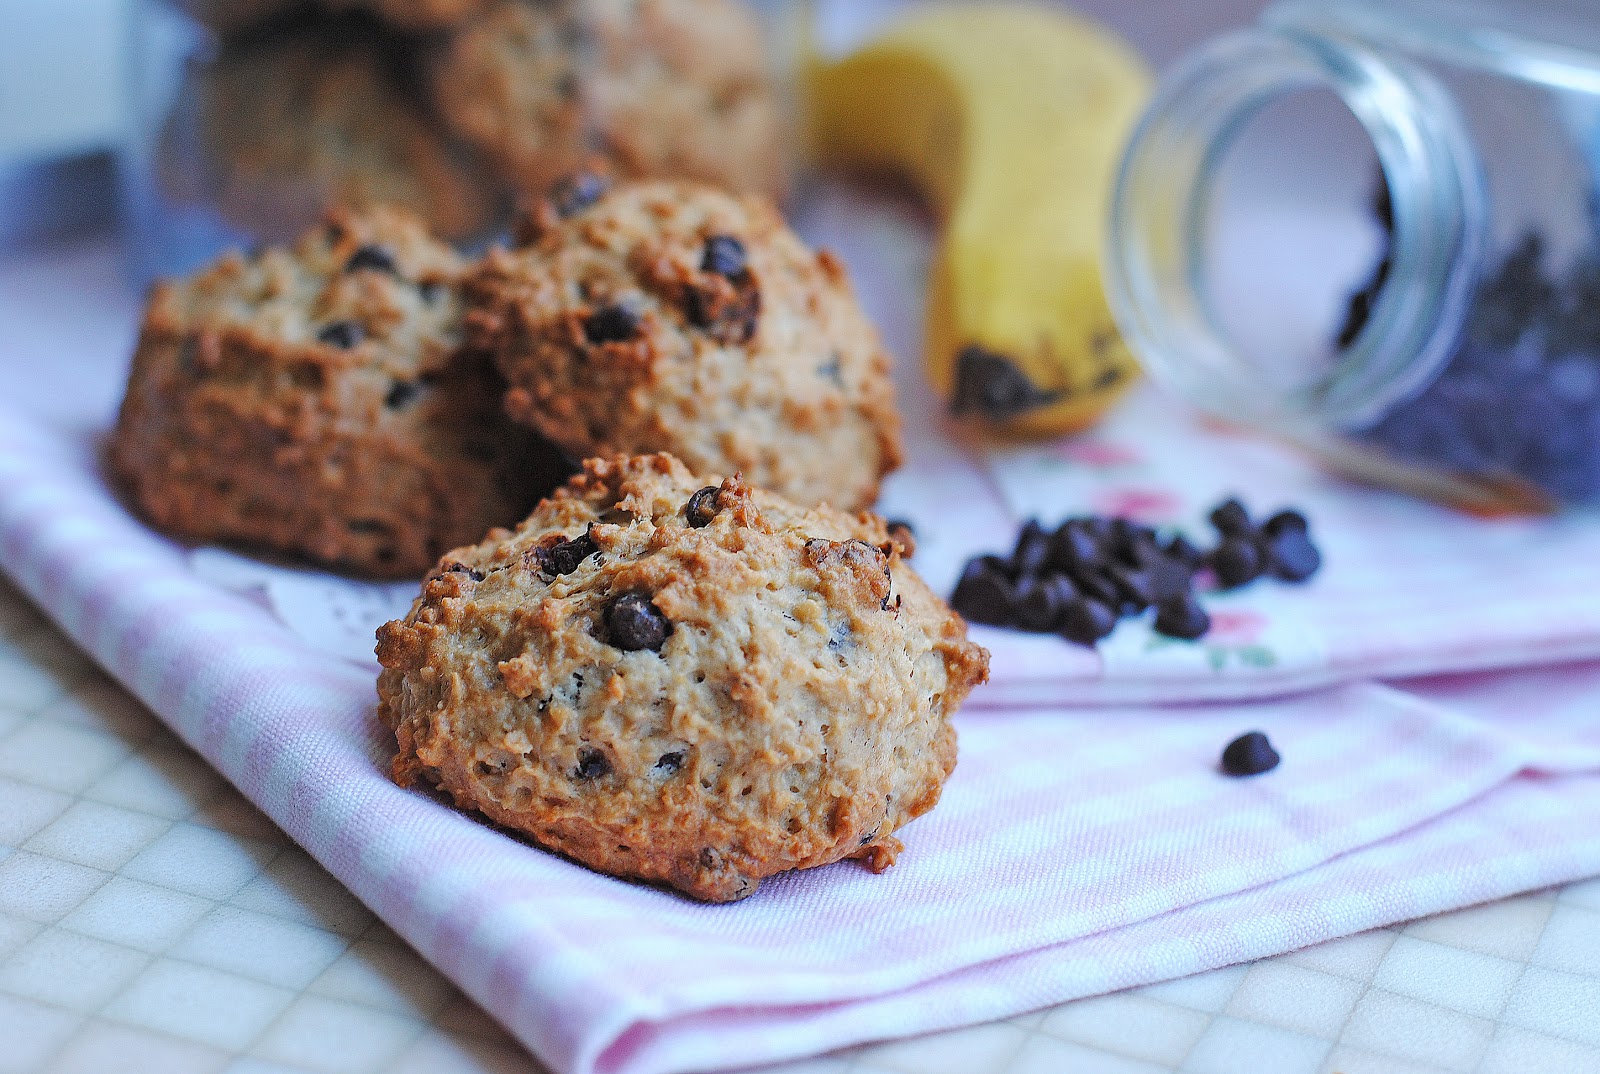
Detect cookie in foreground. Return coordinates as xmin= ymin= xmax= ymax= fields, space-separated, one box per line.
xmin=466 ymin=177 xmax=905 ymax=512
xmin=111 ymin=206 xmax=567 ymax=578
xmin=376 ymin=454 xmax=990 ymax=901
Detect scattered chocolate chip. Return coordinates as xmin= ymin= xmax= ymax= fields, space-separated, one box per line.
xmin=316 ymin=320 xmax=364 ymax=349
xmin=1011 ymin=519 xmax=1051 ymax=577
xmin=1059 ymin=597 xmax=1117 ymax=646
xmin=1147 ymin=556 xmax=1196 ymax=602
xmin=1154 ymin=591 xmax=1211 ymax=640
xmin=1209 ymin=498 xmax=1253 ymax=537
xmin=951 ymin=559 xmax=1015 ymax=627
xmin=344 ymin=244 xmax=398 ymax=276
xmin=575 ymin=747 xmax=610 ymax=780
xmin=949 ymin=346 xmax=1066 ymax=421
xmin=1049 ymin=520 xmax=1104 ymax=572
xmin=1262 ymin=510 xmax=1308 ymax=537
xmin=1263 ymin=528 xmax=1322 ymax=582
xmin=685 ymin=486 xmax=721 ymax=528
xmin=1209 ymin=537 xmax=1263 ymax=590
xmin=1220 ymin=731 xmax=1280 ymax=776
xmin=584 ymin=302 xmax=641 ymax=344
xmin=1108 ymin=565 xmax=1156 ymax=610
xmin=1071 ymin=567 xmax=1123 ymax=609
xmin=655 ymin=751 xmax=685 ymax=773
xmin=551 ymin=171 xmax=610 ymax=218
xmin=701 ymin=235 xmax=748 ymax=277
xmin=606 ymin=592 xmax=671 ymax=652
xmin=385 ymin=380 xmax=422 ymax=409
xmin=1014 ymin=575 xmax=1072 ymax=633
xmin=534 ymin=531 xmax=597 ymax=577
xmin=1163 ymin=533 xmax=1203 ymax=568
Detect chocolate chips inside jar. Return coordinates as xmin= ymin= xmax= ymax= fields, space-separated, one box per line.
xmin=949 ymin=498 xmax=1322 ymax=647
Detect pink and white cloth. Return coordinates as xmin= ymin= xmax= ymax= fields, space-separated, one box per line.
xmin=7 ymin=205 xmax=1600 ymax=1073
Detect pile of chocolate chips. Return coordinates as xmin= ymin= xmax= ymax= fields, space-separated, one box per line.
xmin=950 ymin=498 xmax=1320 ymax=646
xmin=1341 ymin=180 xmax=1600 ymax=501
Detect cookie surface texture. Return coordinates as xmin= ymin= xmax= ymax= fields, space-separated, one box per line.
xmin=111 ymin=206 xmax=566 ymax=578
xmin=467 ymin=179 xmax=904 ymax=512
xmin=376 ymin=454 xmax=990 ymax=901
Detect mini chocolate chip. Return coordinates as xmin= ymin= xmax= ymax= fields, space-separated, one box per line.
xmin=385 ymin=380 xmax=422 ymax=409
xmin=1262 ymin=510 xmax=1309 ymax=537
xmin=685 ymin=486 xmax=721 ymax=528
xmin=949 ymin=346 xmax=1066 ymax=420
xmin=1263 ymin=528 xmax=1322 ymax=582
xmin=1209 ymin=537 xmax=1263 ymax=589
xmin=951 ymin=559 xmax=1015 ymax=627
xmin=585 ymin=302 xmax=641 ymax=344
xmin=1015 ymin=574 xmax=1076 ymax=632
xmin=1209 ymin=498 xmax=1253 ymax=537
xmin=1221 ymin=731 xmax=1280 ymax=776
xmin=1011 ymin=519 xmax=1051 ymax=577
xmin=1154 ymin=591 xmax=1211 ymax=640
xmin=606 ymin=592 xmax=671 ymax=652
xmin=1059 ymin=597 xmax=1118 ymax=646
xmin=1049 ymin=520 xmax=1105 ymax=572
xmin=702 ymin=235 xmax=748 ymax=277
xmin=535 ymin=531 xmax=597 ymax=577
xmin=655 ymin=751 xmax=685 ymax=773
xmin=1108 ymin=565 xmax=1156 ymax=610
xmin=316 ymin=320 xmax=365 ymax=349
xmin=551 ymin=171 xmax=610 ymax=218
xmin=575 ymin=747 xmax=610 ymax=780
xmin=345 ymin=244 xmax=398 ymax=276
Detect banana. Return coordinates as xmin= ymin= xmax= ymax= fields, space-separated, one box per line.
xmin=809 ymin=3 xmax=1152 ymax=438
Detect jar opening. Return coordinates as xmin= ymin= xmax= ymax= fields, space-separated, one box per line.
xmin=1107 ymin=26 xmax=1489 ymax=431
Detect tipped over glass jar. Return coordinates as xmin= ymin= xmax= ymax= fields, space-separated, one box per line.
xmin=1109 ymin=0 xmax=1600 ymax=510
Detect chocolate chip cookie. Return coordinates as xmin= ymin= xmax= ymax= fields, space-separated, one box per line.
xmin=466 ymin=178 xmax=904 ymax=512
xmin=376 ymin=453 xmax=989 ymax=900
xmin=427 ymin=0 xmax=785 ymax=199
xmin=111 ymin=206 xmax=567 ymax=578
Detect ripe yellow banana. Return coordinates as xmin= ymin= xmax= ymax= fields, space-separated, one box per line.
xmin=809 ymin=4 xmax=1151 ymax=438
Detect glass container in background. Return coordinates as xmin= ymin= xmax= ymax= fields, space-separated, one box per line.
xmin=121 ymin=0 xmax=795 ymax=284
xmin=1109 ymin=0 xmax=1600 ymax=509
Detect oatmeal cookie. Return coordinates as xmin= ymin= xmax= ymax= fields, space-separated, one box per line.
xmin=427 ymin=0 xmax=785 ymax=199
xmin=376 ymin=454 xmax=989 ymax=901
xmin=193 ymin=24 xmax=497 ymax=243
xmin=111 ymin=206 xmax=568 ymax=579
xmin=466 ymin=178 xmax=904 ymax=511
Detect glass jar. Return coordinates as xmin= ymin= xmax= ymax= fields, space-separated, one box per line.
xmin=1108 ymin=0 xmax=1600 ymax=510
xmin=120 ymin=0 xmax=796 ymax=284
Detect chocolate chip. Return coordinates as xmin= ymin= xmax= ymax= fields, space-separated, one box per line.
xmin=1263 ymin=528 xmax=1322 ymax=582
xmin=1107 ymin=565 xmax=1156 ymax=610
xmin=1147 ymin=556 xmax=1196 ymax=602
xmin=418 ymin=280 xmax=444 ymax=304
xmin=551 ymin=171 xmax=610 ymax=218
xmin=1070 ymin=566 xmax=1123 ymax=609
xmin=1209 ymin=498 xmax=1253 ymax=537
xmin=949 ymin=346 xmax=1066 ymax=421
xmin=701 ymin=235 xmax=748 ymax=277
xmin=534 ymin=531 xmax=597 ymax=577
xmin=655 ymin=751 xmax=684 ymax=773
xmin=1014 ymin=575 xmax=1074 ymax=633
xmin=686 ymin=276 xmax=761 ymax=345
xmin=817 ymin=353 xmax=845 ymax=386
xmin=344 ymin=244 xmax=398 ymax=276
xmin=1154 ymin=591 xmax=1211 ymax=640
xmin=951 ymin=559 xmax=1015 ymax=627
xmin=1209 ymin=537 xmax=1263 ymax=589
xmin=316 ymin=320 xmax=365 ymax=349
xmin=441 ymin=561 xmax=485 ymax=581
xmin=1163 ymin=533 xmax=1203 ymax=568
xmin=1262 ymin=510 xmax=1308 ymax=538
xmin=585 ymin=302 xmax=641 ymax=344
xmin=384 ymin=380 xmax=422 ymax=409
xmin=1049 ymin=520 xmax=1104 ymax=572
xmin=1011 ymin=519 xmax=1051 ymax=577
xmin=886 ymin=519 xmax=916 ymax=557
xmin=685 ymin=486 xmax=721 ymax=528
xmin=1220 ymin=731 xmax=1280 ymax=776
xmin=606 ymin=592 xmax=671 ymax=652
xmin=575 ymin=747 xmax=610 ymax=780
xmin=1059 ymin=597 xmax=1117 ymax=646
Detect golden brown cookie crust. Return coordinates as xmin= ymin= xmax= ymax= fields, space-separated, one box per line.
xmin=111 ymin=206 xmax=567 ymax=579
xmin=466 ymin=179 xmax=905 ymax=512
xmin=376 ymin=454 xmax=989 ymax=901
xmin=427 ymin=0 xmax=785 ymax=199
